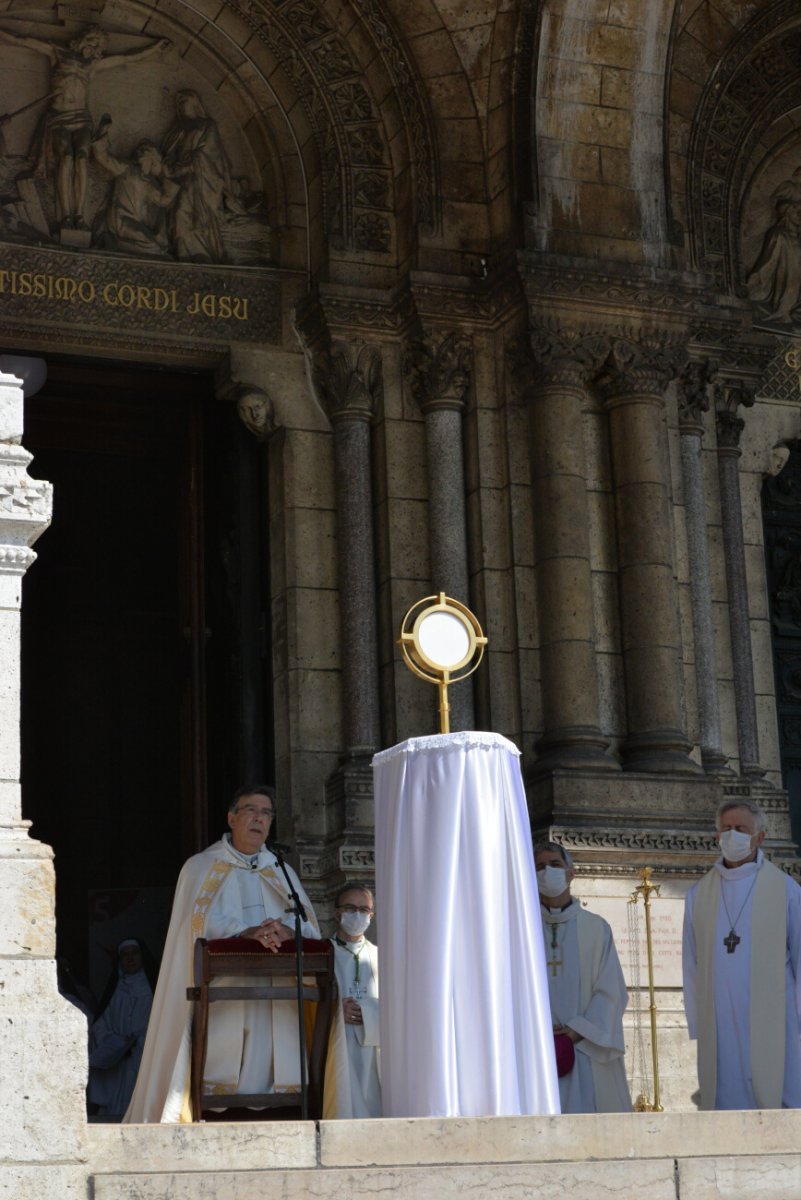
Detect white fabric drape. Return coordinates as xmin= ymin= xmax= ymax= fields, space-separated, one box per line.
xmin=374 ymin=731 xmax=560 ymax=1118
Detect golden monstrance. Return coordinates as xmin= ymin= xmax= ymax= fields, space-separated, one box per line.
xmin=398 ymin=593 xmax=487 ymax=734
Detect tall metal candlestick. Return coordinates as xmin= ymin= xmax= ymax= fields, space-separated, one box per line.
xmin=630 ymin=867 xmax=664 ymax=1112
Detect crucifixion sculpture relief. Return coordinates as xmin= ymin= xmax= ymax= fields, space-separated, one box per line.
xmin=0 ymin=24 xmax=169 ymax=231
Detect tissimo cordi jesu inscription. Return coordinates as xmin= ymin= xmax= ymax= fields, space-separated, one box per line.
xmin=0 ymin=269 xmax=250 ymax=320
xmin=0 ymin=246 xmax=283 ymax=344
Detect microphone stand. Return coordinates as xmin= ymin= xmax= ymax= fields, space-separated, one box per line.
xmin=270 ymin=844 xmax=308 ymax=1120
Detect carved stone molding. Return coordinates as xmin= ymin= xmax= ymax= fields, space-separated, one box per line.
xmin=298 ymin=285 xmax=416 ymax=339
xmin=547 ymin=824 xmax=719 ymax=858
xmin=519 ymin=251 xmax=715 ymax=320
xmin=410 ymin=267 xmax=524 ymax=329
xmin=404 ymin=329 xmax=473 ymax=414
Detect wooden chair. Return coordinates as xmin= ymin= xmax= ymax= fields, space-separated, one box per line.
xmin=186 ymin=936 xmax=336 ymax=1121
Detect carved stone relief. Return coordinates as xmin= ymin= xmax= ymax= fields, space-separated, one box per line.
xmin=0 ymin=22 xmax=272 ymax=265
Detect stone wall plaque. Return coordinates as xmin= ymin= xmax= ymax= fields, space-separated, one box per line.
xmin=586 ymin=895 xmax=686 ymax=989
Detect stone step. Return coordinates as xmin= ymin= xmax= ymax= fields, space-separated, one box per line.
xmin=83 ymin=1112 xmax=801 ymax=1200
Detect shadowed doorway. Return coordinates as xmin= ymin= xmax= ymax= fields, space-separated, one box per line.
xmin=20 ymin=358 xmax=274 ymax=1001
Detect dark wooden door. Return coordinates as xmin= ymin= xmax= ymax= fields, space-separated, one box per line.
xmin=21 ymin=360 xmax=212 ymax=985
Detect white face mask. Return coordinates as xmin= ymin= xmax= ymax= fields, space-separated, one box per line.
xmin=537 ymin=865 xmax=569 ymax=899
xmin=718 ymin=828 xmax=755 ymax=863
xmin=339 ymin=910 xmax=371 ymax=937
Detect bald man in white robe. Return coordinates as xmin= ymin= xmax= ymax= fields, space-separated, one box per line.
xmin=683 ymin=800 xmax=801 ymax=1110
xmin=535 ymin=842 xmax=632 ymax=1114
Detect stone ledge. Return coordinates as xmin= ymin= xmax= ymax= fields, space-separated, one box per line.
xmin=678 ymin=1154 xmax=801 ymax=1200
xmin=318 ymin=1110 xmax=801 ymax=1167
xmin=92 ymin=1158 xmax=676 ymax=1200
xmin=88 ymin=1122 xmax=317 ymax=1173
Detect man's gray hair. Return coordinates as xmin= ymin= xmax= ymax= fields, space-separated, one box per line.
xmin=533 ymin=840 xmax=574 ymax=869
xmin=715 ymin=797 xmax=766 ymax=834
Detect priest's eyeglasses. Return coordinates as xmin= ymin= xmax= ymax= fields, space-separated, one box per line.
xmin=339 ymin=904 xmax=373 ymax=914
xmin=238 ymin=804 xmax=275 ymax=819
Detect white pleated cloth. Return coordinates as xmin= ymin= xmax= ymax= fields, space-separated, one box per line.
xmin=373 ymin=731 xmax=560 ymax=1118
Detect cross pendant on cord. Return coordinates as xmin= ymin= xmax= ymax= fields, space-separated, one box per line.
xmin=547 ymin=955 xmax=561 ymax=977
xmin=723 ymin=929 xmax=740 ymax=954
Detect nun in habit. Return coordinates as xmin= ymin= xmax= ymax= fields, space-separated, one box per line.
xmin=88 ymin=938 xmax=155 ymax=1120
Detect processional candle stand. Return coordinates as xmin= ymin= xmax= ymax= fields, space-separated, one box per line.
xmin=629 ymin=867 xmax=664 ymax=1112
xmin=397 ymin=593 xmax=487 ymax=732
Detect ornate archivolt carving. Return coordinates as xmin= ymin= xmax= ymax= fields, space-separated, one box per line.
xmin=404 ymin=329 xmax=473 ymax=413
xmin=688 ymin=3 xmax=801 ymax=312
xmin=223 ymin=0 xmax=437 ymax=247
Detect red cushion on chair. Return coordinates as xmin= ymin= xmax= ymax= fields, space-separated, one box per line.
xmin=205 ymin=936 xmax=331 ymax=955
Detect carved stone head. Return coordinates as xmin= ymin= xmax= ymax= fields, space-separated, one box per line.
xmin=70 ymin=26 xmax=108 ymax=60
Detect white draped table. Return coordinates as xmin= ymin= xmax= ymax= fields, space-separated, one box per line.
xmin=373 ymin=730 xmax=560 ymax=1118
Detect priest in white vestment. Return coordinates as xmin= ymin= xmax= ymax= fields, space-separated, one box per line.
xmin=682 ymin=799 xmax=801 ymax=1110
xmin=325 ymin=883 xmax=381 ymax=1118
xmin=124 ymin=785 xmax=319 ymax=1123
xmin=535 ymin=842 xmax=632 ymax=1113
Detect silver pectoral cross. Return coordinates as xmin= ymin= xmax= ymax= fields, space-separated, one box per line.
xmin=723 ymin=929 xmax=740 ymax=954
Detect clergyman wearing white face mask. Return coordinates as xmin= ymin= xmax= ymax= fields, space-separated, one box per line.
xmin=324 ymin=883 xmax=382 ymax=1118
xmin=682 ymin=799 xmax=801 ymax=1110
xmin=535 ymin=842 xmax=632 ymax=1113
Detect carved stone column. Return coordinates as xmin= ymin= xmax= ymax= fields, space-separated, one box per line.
xmin=526 ymin=327 xmax=618 ymax=772
xmin=0 ymin=368 xmax=87 ymax=1191
xmin=305 ymin=339 xmax=383 ymax=909
xmin=596 ymin=340 xmax=700 ymax=774
xmin=314 ymin=340 xmax=382 ymax=756
xmin=715 ymin=381 xmax=765 ymax=778
xmin=407 ymin=330 xmax=475 ymax=731
xmin=678 ymin=361 xmax=729 ymax=774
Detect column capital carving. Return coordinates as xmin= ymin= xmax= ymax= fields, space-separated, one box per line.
xmin=714 ymin=375 xmax=756 ymax=453
xmin=678 ymin=359 xmax=713 ymax=433
xmin=404 ymin=329 xmax=472 ymax=414
xmin=0 ymin=445 xmax=52 ymax=572
xmin=594 ymin=334 xmax=687 ymax=403
xmin=526 ymin=320 xmax=610 ymax=390
xmin=312 ymin=339 xmax=382 ymax=424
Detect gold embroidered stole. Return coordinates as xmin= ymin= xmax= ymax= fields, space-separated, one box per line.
xmin=694 ymin=859 xmax=786 ymax=1109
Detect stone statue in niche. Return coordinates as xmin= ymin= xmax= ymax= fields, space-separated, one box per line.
xmin=91 ymin=121 xmax=178 ymax=257
xmin=747 ymin=166 xmax=801 ymax=326
xmin=0 ymin=24 xmax=169 ymax=232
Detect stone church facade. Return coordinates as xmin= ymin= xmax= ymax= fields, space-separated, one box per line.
xmin=4 ymin=0 xmax=801 ymax=1191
